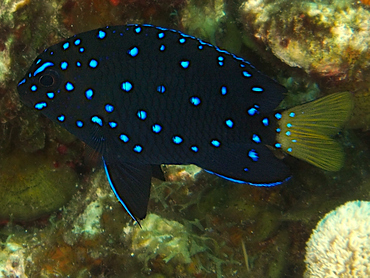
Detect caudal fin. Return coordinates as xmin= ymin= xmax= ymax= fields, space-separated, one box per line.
xmin=275 ymin=92 xmax=353 ymax=171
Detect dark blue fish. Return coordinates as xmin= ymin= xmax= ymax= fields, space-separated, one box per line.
xmin=17 ymin=24 xmax=352 ymax=223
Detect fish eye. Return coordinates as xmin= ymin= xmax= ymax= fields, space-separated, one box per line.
xmin=38 ymin=69 xmax=60 ymax=88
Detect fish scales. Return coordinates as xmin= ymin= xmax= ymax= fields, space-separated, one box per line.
xmin=18 ymin=24 xmax=293 ymax=222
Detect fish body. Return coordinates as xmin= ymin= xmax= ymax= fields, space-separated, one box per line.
xmin=17 ymin=24 xmax=352 ymax=222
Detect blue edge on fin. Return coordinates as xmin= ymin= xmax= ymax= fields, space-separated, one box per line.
xmin=102 ymin=157 xmax=141 ymax=226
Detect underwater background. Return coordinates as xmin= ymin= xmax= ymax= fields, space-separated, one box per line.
xmin=1 ymin=0 xmax=370 ymax=277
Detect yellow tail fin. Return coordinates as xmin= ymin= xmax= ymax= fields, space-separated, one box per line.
xmin=275 ymin=92 xmax=353 ymax=171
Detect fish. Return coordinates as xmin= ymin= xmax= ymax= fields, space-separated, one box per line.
xmin=17 ymin=24 xmax=353 ymax=223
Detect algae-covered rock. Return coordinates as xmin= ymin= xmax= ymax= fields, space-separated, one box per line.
xmin=0 ymin=148 xmax=78 ymax=221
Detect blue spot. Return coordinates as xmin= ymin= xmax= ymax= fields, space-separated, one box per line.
xmin=248 ymin=149 xmax=259 ymax=161
xmin=225 ymin=119 xmax=234 ymax=128
xmin=180 ymin=60 xmax=190 ymax=69
xmin=221 ymin=86 xmax=227 ymax=95
xmin=218 ymin=62 xmax=224 ymax=66
xmin=121 ymin=81 xmax=133 ymax=92
xmin=287 ymin=148 xmax=292 ymax=152
xmin=292 ymin=139 xmax=297 ymax=143
xmin=244 ymin=168 xmax=249 ymax=172
xmin=158 ymin=32 xmax=165 ymax=39
xmin=243 ymin=71 xmax=252 ymax=77
xmin=33 ymin=62 xmax=54 ymax=76
xmin=152 ymin=124 xmax=162 ymax=133
xmin=248 ymin=107 xmax=258 ymax=116
xmin=74 ymin=39 xmax=81 ymax=45
xmin=275 ymin=143 xmax=281 ymax=148
xmin=289 ymin=112 xmax=295 ymax=117
xmin=218 ymin=56 xmax=224 ymax=61
xmin=191 ymin=145 xmax=198 ymax=152
xmin=119 ymin=134 xmax=129 ymax=143
xmin=198 ymin=45 xmax=203 ymax=50
xmin=190 ymin=96 xmax=201 ymax=106
xmin=287 ymin=123 xmax=292 ymax=128
xmin=31 ymin=85 xmax=37 ymax=92
xmin=65 ymin=82 xmax=74 ymax=91
xmin=109 ymin=121 xmax=117 ymax=128
xmin=135 ymin=27 xmax=141 ymax=33
xmin=98 ymin=30 xmax=106 ymax=39
xmin=157 ymin=85 xmax=166 ymax=93
xmin=252 ymin=87 xmax=263 ymax=92
xmin=252 ymin=134 xmax=261 ymax=143
xmin=91 ymin=116 xmax=103 ymax=126
xmin=133 ymin=145 xmax=143 ymax=153
xmin=34 ymin=102 xmax=47 ymax=110
xmin=18 ymin=79 xmax=26 ymax=86
xmin=89 ymin=59 xmax=98 ymax=68
xmin=211 ymin=140 xmax=221 ymax=147
xmin=276 ymin=128 xmax=281 ymax=133
xmin=286 ymin=131 xmax=291 ymax=136
xmin=76 ymin=61 xmax=81 ymax=67
xmin=57 ymin=115 xmax=65 ymax=122
xmin=137 ymin=110 xmax=147 ymax=120
xmin=79 ymin=48 xmax=85 ymax=53
xmin=262 ymin=118 xmax=269 ymax=126
xmin=36 ymin=59 xmax=41 ymax=64
xmin=62 ymin=42 xmax=69 ymax=50
xmin=179 ymin=38 xmax=186 ymax=44
xmin=172 ymin=136 xmax=183 ymax=144
xmin=275 ymin=113 xmax=282 ymax=120
xmin=105 ymin=104 xmax=114 ymax=113
xmin=76 ymin=120 xmax=84 ymax=128
xmin=46 ymin=92 xmax=54 ymax=99
xmin=159 ymin=45 xmax=165 ymax=51
xmin=128 ymin=46 xmax=139 ymax=57
xmin=85 ymin=89 xmax=94 ymax=100
xmin=28 ymin=73 xmax=31 ymax=78
xmin=61 ymin=61 xmax=68 ymax=70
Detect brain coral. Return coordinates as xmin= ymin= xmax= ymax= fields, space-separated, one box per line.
xmin=304 ymin=200 xmax=370 ymax=277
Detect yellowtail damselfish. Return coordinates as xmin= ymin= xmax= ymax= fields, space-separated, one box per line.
xmin=17 ymin=24 xmax=353 ymax=223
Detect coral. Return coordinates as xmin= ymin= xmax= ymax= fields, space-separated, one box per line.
xmin=304 ymin=200 xmax=370 ymax=277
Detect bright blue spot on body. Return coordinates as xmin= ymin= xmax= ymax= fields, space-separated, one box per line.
xmin=172 ymin=136 xmax=183 ymax=144
xmin=218 ymin=62 xmax=224 ymax=66
xmin=276 ymin=128 xmax=281 ymax=133
xmin=292 ymin=139 xmax=297 ymax=143
xmin=190 ymin=96 xmax=201 ymax=106
xmin=105 ymin=104 xmax=114 ymax=113
xmin=119 ymin=134 xmax=129 ymax=143
xmin=248 ymin=108 xmax=258 ymax=116
xmin=244 ymin=168 xmax=249 ymax=172
xmin=211 ymin=140 xmax=221 ymax=147
xmin=286 ymin=131 xmax=291 ymax=136
xmin=128 ymin=47 xmax=139 ymax=57
xmin=137 ymin=110 xmax=147 ymax=120
xmin=31 ymin=85 xmax=37 ymax=92
xmin=76 ymin=120 xmax=84 ymax=128
xmin=179 ymin=38 xmax=186 ymax=44
xmin=152 ymin=124 xmax=162 ymax=133
xmin=98 ymin=30 xmax=106 ymax=39
xmin=133 ymin=145 xmax=143 ymax=153
xmin=159 ymin=45 xmax=165 ymax=51
xmin=275 ymin=113 xmax=282 ymax=120
xmin=61 ymin=61 xmax=68 ymax=70
xmin=63 ymin=42 xmax=69 ymax=50
xmin=180 ymin=60 xmax=190 ymax=69
xmin=218 ymin=56 xmax=224 ymax=61
xmin=65 ymin=82 xmax=74 ymax=91
xmin=157 ymin=85 xmax=165 ymax=93
xmin=158 ymin=32 xmax=165 ymax=39
xmin=36 ymin=59 xmax=41 ymax=64
xmin=198 ymin=45 xmax=203 ymax=50
xmin=34 ymin=62 xmax=54 ymax=76
xmin=252 ymin=134 xmax=261 ymax=143
xmin=248 ymin=149 xmax=259 ymax=161
xmin=225 ymin=119 xmax=234 ymax=128
xmin=275 ymin=143 xmax=281 ymax=148
xmin=46 ymin=92 xmax=54 ymax=99
xmin=34 ymin=102 xmax=47 ymax=110
xmin=287 ymin=148 xmax=292 ymax=152
xmin=109 ymin=121 xmax=117 ymax=128
xmin=262 ymin=118 xmax=269 ymax=126
xmin=18 ymin=79 xmax=26 ymax=86
xmin=79 ymin=48 xmax=85 ymax=53
xmin=57 ymin=115 xmax=65 ymax=122
xmin=135 ymin=27 xmax=141 ymax=33
xmin=287 ymin=123 xmax=292 ymax=128
xmin=121 ymin=81 xmax=133 ymax=92
xmin=243 ymin=71 xmax=252 ymax=77
xmin=76 ymin=61 xmax=81 ymax=67
xmin=85 ymin=89 xmax=94 ymax=99
xmin=91 ymin=116 xmax=103 ymax=126
xmin=89 ymin=59 xmax=98 ymax=68
xmin=221 ymin=86 xmax=227 ymax=95
xmin=74 ymin=39 xmax=81 ymax=45
xmin=289 ymin=112 xmax=295 ymax=117
xmin=191 ymin=146 xmax=198 ymax=152
xmin=252 ymin=87 xmax=263 ymax=92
